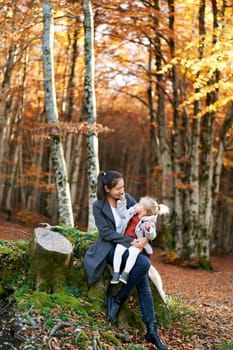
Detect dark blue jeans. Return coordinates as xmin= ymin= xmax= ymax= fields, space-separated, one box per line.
xmin=107 ymin=247 xmax=155 ymax=323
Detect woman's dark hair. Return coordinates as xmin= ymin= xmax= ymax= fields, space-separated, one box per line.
xmin=97 ymin=171 xmax=123 ymax=200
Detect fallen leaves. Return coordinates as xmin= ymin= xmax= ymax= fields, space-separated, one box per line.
xmin=151 ymin=248 xmax=233 ymax=350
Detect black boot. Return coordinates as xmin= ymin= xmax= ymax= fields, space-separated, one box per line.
xmin=106 ymin=295 xmax=125 ymax=325
xmin=145 ymin=321 xmax=168 ymax=350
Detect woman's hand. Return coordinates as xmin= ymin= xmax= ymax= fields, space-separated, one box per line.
xmin=118 ymin=193 xmax=125 ymax=201
xmin=131 ymin=237 xmax=148 ymax=250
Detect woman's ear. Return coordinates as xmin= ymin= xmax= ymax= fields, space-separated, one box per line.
xmin=104 ymin=185 xmax=109 ymax=193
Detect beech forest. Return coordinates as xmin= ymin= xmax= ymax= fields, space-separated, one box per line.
xmin=0 ymin=0 xmax=233 ymax=263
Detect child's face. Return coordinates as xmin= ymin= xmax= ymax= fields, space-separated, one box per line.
xmin=135 ymin=201 xmax=147 ymax=217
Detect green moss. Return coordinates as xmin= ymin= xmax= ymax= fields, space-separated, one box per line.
xmin=103 ymin=331 xmax=121 ymax=346
xmin=198 ymin=256 xmax=213 ymax=271
xmin=216 ymin=341 xmax=233 ymax=349
xmin=67 ymin=265 xmax=89 ymax=292
xmin=0 ymin=284 xmax=8 ymax=296
xmin=27 ymin=240 xmax=69 ymax=293
xmin=15 ymin=291 xmax=53 ymax=311
xmin=161 ymin=224 xmax=174 ymax=250
xmin=74 ymin=331 xmax=89 ymax=349
xmin=0 ymin=240 xmax=29 ymax=288
xmin=15 ymin=290 xmax=78 ymax=311
xmin=182 ymin=329 xmax=197 ymax=336
xmin=122 ymin=301 xmax=144 ymax=331
xmin=58 ymin=227 xmax=97 ymax=265
xmin=0 ymin=246 xmax=12 ymax=254
xmin=0 ymin=239 xmax=29 ymax=258
xmin=166 ymin=295 xmax=195 ymax=327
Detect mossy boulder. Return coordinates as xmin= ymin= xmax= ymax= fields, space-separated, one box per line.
xmin=0 ymin=239 xmax=28 ymax=293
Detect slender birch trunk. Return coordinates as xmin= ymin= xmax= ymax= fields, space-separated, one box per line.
xmin=64 ymin=26 xmax=79 ymax=179
xmin=186 ymin=0 xmax=206 ymax=258
xmin=167 ymin=0 xmax=184 ymax=254
xmin=204 ymin=0 xmax=220 ymax=252
xmin=198 ymin=0 xmax=220 ymax=259
xmin=150 ymin=0 xmax=173 ymax=216
xmin=187 ymin=99 xmax=201 ymax=258
xmin=83 ymin=0 xmax=99 ymax=233
xmin=42 ymin=0 xmax=74 ymax=227
xmin=199 ymin=115 xmax=215 ymax=259
xmin=154 ymin=1 xmax=173 ymax=209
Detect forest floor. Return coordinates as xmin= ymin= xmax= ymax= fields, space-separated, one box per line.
xmin=151 ymin=249 xmax=233 ymax=349
xmin=0 ymin=216 xmax=232 ymax=350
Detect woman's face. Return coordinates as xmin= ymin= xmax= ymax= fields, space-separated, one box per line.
xmin=105 ymin=179 xmax=125 ymax=200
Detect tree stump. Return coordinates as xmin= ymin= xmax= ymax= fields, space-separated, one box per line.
xmin=28 ymin=227 xmax=73 ymax=293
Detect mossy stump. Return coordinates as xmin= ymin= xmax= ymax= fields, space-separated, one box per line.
xmin=28 ymin=227 xmax=73 ymax=293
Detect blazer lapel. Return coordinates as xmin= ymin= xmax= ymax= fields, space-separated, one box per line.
xmin=102 ymin=199 xmax=115 ymax=223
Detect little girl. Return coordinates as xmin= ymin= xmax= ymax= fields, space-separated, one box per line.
xmin=111 ymin=196 xmax=169 ymax=284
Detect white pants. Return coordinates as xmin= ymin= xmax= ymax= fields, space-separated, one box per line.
xmin=113 ymin=243 xmax=140 ymax=273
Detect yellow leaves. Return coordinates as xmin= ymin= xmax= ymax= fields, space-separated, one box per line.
xmin=223 ymin=157 xmax=233 ymax=168
xmin=225 ymin=6 xmax=233 ymax=15
xmin=156 ymin=63 xmax=174 ymax=75
xmin=179 ymin=83 xmax=233 ymax=117
xmin=5 ymin=8 xmax=13 ymax=18
xmin=160 ymin=250 xmax=180 ymax=265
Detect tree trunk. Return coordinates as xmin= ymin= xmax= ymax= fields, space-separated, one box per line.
xmin=42 ymin=0 xmax=74 ymax=226
xmin=167 ymin=0 xmax=184 ymax=254
xmin=199 ymin=0 xmax=219 ymax=259
xmin=70 ymin=134 xmax=84 ymax=204
xmin=154 ymin=0 xmax=173 ymax=209
xmin=28 ymin=227 xmax=73 ymax=293
xmin=213 ymin=103 xmax=233 ymax=253
xmin=83 ymin=0 xmax=99 ymax=233
xmin=185 ymin=0 xmax=206 ymax=258
xmin=147 ymin=44 xmax=159 ymax=194
xmin=0 ymin=43 xmax=18 ymax=208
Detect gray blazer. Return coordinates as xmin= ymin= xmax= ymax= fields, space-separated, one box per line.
xmin=84 ymin=193 xmax=136 ymax=286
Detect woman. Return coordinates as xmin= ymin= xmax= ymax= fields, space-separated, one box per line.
xmin=84 ymin=171 xmax=168 ymax=350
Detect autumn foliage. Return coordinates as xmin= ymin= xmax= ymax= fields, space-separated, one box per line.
xmin=0 ymin=0 xmax=232 ymax=258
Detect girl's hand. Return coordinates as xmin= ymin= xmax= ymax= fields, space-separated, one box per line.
xmin=131 ymin=237 xmax=148 ymax=249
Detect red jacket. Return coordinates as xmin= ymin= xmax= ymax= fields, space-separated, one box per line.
xmin=124 ymin=214 xmax=140 ymax=239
